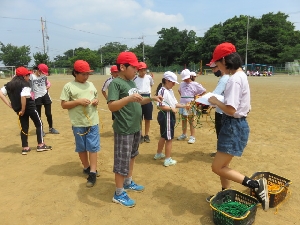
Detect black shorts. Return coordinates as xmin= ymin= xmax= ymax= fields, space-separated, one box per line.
xmin=157 ymin=111 xmax=175 ymax=140
xmin=141 ymin=94 xmax=153 ymax=120
xmin=35 ymin=92 xmax=52 ymax=105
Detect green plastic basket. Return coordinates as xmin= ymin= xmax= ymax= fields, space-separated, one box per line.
xmin=210 ymin=189 xmax=259 ymax=225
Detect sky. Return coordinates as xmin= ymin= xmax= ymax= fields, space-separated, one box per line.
xmin=0 ymin=0 xmax=300 ymax=62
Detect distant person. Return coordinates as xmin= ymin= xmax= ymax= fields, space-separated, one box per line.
xmin=207 ymin=61 xmax=229 ymax=157
xmin=101 ymin=65 xmax=118 ymax=100
xmin=60 ymin=60 xmax=100 ymax=187
xmin=107 ymin=52 xmax=162 ymax=207
xmin=177 ymin=69 xmax=206 ymax=144
xmin=155 ymin=71 xmax=187 ymax=166
xmin=0 ymin=67 xmax=52 ymax=155
xmin=133 ymin=62 xmax=154 ymax=143
xmin=30 ymin=64 xmax=59 ymax=136
xmin=206 ymin=42 xmax=269 ymax=211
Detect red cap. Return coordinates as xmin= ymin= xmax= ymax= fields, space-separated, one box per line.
xmin=16 ymin=67 xmax=31 ymax=76
xmin=110 ymin=65 xmax=118 ymax=73
xmin=37 ymin=63 xmax=49 ymax=75
xmin=138 ymin=62 xmax=147 ymax=70
xmin=212 ymin=42 xmax=236 ymax=62
xmin=206 ymin=61 xmax=216 ymax=68
xmin=116 ymin=52 xmax=139 ymax=67
xmin=74 ymin=60 xmax=94 ymax=73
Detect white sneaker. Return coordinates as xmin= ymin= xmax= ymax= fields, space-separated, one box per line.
xmin=154 ymin=153 xmax=165 ymax=160
xmin=188 ymin=136 xmax=195 ymax=144
xmin=177 ymin=134 xmax=187 ymax=140
xmin=164 ymin=158 xmax=177 ymax=167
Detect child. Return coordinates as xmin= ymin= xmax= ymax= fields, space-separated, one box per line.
xmin=107 ymin=51 xmax=162 ymax=207
xmin=133 ymin=62 xmax=154 ymax=143
xmin=207 ymin=42 xmax=269 ymax=211
xmin=101 ymin=65 xmax=118 ymax=100
xmin=60 ymin=60 xmax=100 ymax=188
xmin=154 ymin=71 xmax=187 ymax=166
xmin=30 ymin=63 xmax=59 ymax=136
xmin=0 ymin=67 xmax=52 ymax=155
xmin=177 ymin=69 xmax=206 ymax=144
xmin=207 ymin=61 xmax=229 ymax=157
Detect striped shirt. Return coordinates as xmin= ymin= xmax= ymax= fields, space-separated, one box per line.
xmin=102 ymin=77 xmax=113 ymax=91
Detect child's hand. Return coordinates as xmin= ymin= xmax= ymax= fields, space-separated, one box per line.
xmin=171 ymin=107 xmax=177 ymax=114
xmin=186 ymin=103 xmax=191 ymax=110
xmin=208 ymin=96 xmax=218 ymax=105
xmin=91 ymin=99 xmax=99 ymax=106
xmin=153 ymin=95 xmax=163 ymax=103
xmin=79 ymin=98 xmax=91 ymax=106
xmin=18 ymin=110 xmax=24 ymax=116
xmin=128 ymin=93 xmax=143 ymax=103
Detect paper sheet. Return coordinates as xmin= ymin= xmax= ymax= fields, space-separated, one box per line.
xmin=195 ymin=92 xmax=224 ymax=106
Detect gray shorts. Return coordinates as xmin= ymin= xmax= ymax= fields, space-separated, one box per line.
xmin=113 ymin=131 xmax=140 ymax=176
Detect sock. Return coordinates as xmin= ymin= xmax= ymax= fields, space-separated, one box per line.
xmin=242 ymin=176 xmax=259 ymax=189
xmin=222 ymin=187 xmax=226 ymax=191
xmin=116 ymin=187 xmax=124 ymax=195
xmin=83 ymin=166 xmax=90 ymax=170
xmin=124 ymin=177 xmax=132 ymax=186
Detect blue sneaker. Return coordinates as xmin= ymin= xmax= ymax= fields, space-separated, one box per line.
xmin=124 ymin=180 xmax=145 ymax=192
xmin=112 ymin=191 xmax=135 ymax=207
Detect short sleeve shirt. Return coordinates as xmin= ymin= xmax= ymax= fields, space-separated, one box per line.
xmin=133 ymin=75 xmax=154 ymax=94
xmin=157 ymin=87 xmax=178 ymax=108
xmin=179 ymin=81 xmax=206 ymax=104
xmin=101 ymin=77 xmax=113 ymax=91
xmin=213 ymin=75 xmax=230 ymax=114
xmin=60 ymin=81 xmax=99 ymax=127
xmin=30 ymin=74 xmax=48 ymax=98
xmin=107 ymin=77 xmax=142 ymax=135
xmin=224 ymin=71 xmax=251 ymax=118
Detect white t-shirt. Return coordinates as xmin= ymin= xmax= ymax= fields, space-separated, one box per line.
xmin=102 ymin=76 xmax=113 ymax=91
xmin=133 ymin=75 xmax=154 ymax=94
xmin=30 ymin=74 xmax=48 ymax=98
xmin=224 ymin=71 xmax=251 ymax=118
xmin=157 ymin=87 xmax=178 ymax=108
xmin=213 ymin=75 xmax=230 ymax=114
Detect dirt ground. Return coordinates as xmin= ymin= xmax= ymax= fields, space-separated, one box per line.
xmin=0 ymin=73 xmax=299 ymax=225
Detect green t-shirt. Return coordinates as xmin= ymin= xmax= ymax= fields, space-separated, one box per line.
xmin=60 ymin=80 xmax=99 ymax=127
xmin=107 ymin=77 xmax=142 ymax=134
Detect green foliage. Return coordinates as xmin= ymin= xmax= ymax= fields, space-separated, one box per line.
xmin=0 ymin=42 xmax=31 ymax=66
xmin=33 ymin=52 xmax=50 ymax=66
xmin=98 ymin=42 xmax=128 ymax=66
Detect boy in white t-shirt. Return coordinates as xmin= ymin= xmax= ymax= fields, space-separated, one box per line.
xmin=133 ymin=62 xmax=154 ymax=143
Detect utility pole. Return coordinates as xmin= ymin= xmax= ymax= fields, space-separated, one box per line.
xmin=41 ymin=17 xmax=46 ymax=54
xmin=100 ymin=45 xmax=103 ymax=64
xmin=245 ymin=16 xmax=249 ymax=71
xmin=142 ymin=35 xmax=145 ymax=62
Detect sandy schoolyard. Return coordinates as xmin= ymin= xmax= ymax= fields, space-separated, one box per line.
xmin=0 ymin=73 xmax=299 ymax=225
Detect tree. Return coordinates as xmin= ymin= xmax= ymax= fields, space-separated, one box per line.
xmin=129 ymin=42 xmax=153 ymax=63
xmin=70 ymin=48 xmax=101 ymax=69
xmin=98 ymin=42 xmax=128 ymax=66
xmin=0 ymin=42 xmax=31 ymax=66
xmin=33 ymin=52 xmax=50 ymax=66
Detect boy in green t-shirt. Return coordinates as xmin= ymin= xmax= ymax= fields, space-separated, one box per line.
xmin=107 ymin=52 xmax=162 ymax=207
xmin=60 ymin=60 xmax=100 ymax=188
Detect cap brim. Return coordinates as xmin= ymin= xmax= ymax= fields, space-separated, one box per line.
xmin=130 ymin=62 xmax=140 ymax=68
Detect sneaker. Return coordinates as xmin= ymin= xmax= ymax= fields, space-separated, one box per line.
xmin=49 ymin=128 xmax=59 ymax=134
xmin=21 ymin=148 xmax=31 ymax=155
xmin=164 ymin=158 xmax=177 ymax=167
xmin=154 ymin=153 xmax=166 ymax=160
xmin=188 ymin=136 xmax=195 ymax=144
xmin=36 ymin=144 xmax=52 ymax=152
xmin=112 ymin=191 xmax=135 ymax=207
xmin=177 ymin=134 xmax=187 ymax=140
xmin=124 ymin=181 xmax=144 ymax=192
xmin=144 ymin=135 xmax=150 ymax=143
xmin=206 ymin=195 xmax=214 ymax=203
xmin=86 ymin=172 xmax=96 ymax=187
xmin=83 ymin=166 xmax=99 ymax=177
xmin=140 ymin=135 xmax=144 ymax=144
xmin=254 ymin=178 xmax=269 ymax=211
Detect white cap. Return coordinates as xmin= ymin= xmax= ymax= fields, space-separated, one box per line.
xmin=180 ymin=69 xmax=191 ymax=80
xmin=163 ymin=71 xmax=179 ymax=84
xmin=190 ymin=71 xmax=197 ymax=77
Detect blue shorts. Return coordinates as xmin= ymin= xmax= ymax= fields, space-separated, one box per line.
xmin=217 ymin=115 xmax=249 ymax=157
xmin=72 ymin=125 xmax=100 ymax=153
xmin=179 ymin=107 xmax=196 ymax=116
xmin=113 ymin=131 xmax=140 ymax=176
xmin=157 ymin=111 xmax=175 ymax=140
